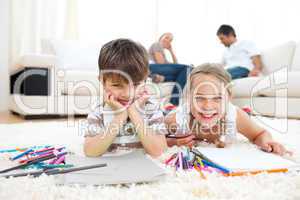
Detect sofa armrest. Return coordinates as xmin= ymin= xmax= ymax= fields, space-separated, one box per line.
xmin=17 ymin=54 xmax=57 ymax=69
xmin=10 ymin=67 xmax=51 ymax=96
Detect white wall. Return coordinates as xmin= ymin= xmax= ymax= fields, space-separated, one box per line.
xmin=0 ymin=0 xmax=10 ymax=111
xmin=78 ymin=0 xmax=300 ymax=65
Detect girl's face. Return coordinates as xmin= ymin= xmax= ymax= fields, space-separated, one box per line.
xmin=190 ymin=74 xmax=230 ymax=129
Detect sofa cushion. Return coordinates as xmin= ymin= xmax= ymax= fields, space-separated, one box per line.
xmin=231 ymin=77 xmax=269 ymax=98
xmin=146 ymin=82 xmax=175 ymax=98
xmin=291 ymin=42 xmax=300 ymax=71
xmin=257 ymin=71 xmax=300 ymax=97
xmin=49 ymin=40 xmax=101 ymax=71
xmin=261 ymin=41 xmax=296 ymax=75
xmin=59 ymin=70 xmax=100 ymax=96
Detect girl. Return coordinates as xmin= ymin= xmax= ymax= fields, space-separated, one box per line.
xmin=165 ymin=63 xmax=291 ymax=156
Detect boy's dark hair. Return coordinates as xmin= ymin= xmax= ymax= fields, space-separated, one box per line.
xmin=98 ymin=39 xmax=149 ymax=84
xmin=216 ymin=24 xmax=236 ymax=37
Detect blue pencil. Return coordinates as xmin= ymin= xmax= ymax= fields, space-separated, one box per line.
xmin=201 ymin=159 xmax=231 ymax=174
xmin=0 ymin=145 xmax=51 ymax=154
xmin=10 ymin=149 xmax=33 ymax=161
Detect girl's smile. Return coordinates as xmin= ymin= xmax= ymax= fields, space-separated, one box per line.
xmin=190 ymin=74 xmax=229 ymax=128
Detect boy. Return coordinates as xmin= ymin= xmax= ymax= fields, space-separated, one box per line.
xmin=84 ymin=39 xmax=167 ymax=157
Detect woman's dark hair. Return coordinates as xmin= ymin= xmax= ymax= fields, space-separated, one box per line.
xmin=217 ymin=24 xmax=236 ymax=37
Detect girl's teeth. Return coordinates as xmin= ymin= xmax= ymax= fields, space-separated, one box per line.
xmin=203 ymin=114 xmax=214 ymax=117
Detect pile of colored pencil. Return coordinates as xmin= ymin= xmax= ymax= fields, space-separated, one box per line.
xmin=0 ymin=146 xmax=108 ymax=179
xmin=164 ymin=148 xmax=293 ymax=178
xmin=1 ymin=145 xmax=73 ymax=170
xmin=164 ymin=148 xmax=230 ymax=178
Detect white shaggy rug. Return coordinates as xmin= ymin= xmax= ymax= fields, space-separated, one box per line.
xmin=0 ymin=116 xmax=300 ymax=200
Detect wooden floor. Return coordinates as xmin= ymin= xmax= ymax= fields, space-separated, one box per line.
xmin=0 ymin=111 xmax=25 ymax=124
xmin=0 ymin=111 xmax=86 ymax=124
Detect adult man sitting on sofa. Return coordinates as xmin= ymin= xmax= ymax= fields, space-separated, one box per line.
xmin=217 ymin=24 xmax=263 ymax=79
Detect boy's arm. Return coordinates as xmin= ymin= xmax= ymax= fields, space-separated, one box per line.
xmin=128 ymin=106 xmax=167 ymax=157
xmin=84 ymin=112 xmax=127 ymax=157
xmin=84 ymin=93 xmax=128 ymax=157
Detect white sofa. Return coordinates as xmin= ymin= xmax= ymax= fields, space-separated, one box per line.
xmin=9 ymin=40 xmax=176 ymax=118
xmin=9 ymin=40 xmax=300 ymax=119
xmin=231 ymin=41 xmax=300 ymax=118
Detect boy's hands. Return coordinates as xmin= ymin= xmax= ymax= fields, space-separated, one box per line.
xmin=104 ymin=92 xmax=128 ymax=121
xmin=104 ymin=89 xmax=150 ymax=119
xmin=128 ymin=90 xmax=150 ymax=112
xmin=104 ymin=92 xmax=125 ymax=111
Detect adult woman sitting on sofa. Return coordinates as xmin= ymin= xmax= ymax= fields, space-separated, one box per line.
xmin=148 ymin=32 xmax=191 ymax=106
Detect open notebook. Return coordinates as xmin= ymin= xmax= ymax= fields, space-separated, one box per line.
xmin=56 ymin=150 xmax=166 ymax=185
xmin=195 ymin=145 xmax=299 ymax=172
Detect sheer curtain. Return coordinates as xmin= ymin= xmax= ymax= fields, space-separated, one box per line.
xmin=10 ymin=0 xmax=79 ymax=67
xmin=10 ymin=0 xmax=300 ymax=66
xmin=157 ymin=0 xmax=300 ymax=64
xmin=77 ymin=0 xmax=300 ymax=65
xmin=77 ymin=0 xmax=158 ymax=48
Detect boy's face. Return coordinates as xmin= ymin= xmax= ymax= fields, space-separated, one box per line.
xmin=190 ymin=74 xmax=230 ymax=129
xmin=102 ymin=77 xmax=146 ymax=106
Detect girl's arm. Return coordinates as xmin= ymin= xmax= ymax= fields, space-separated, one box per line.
xmin=164 ymin=112 xmax=196 ymax=147
xmin=236 ymin=108 xmax=290 ymax=155
xmin=84 ymin=112 xmax=128 ymax=157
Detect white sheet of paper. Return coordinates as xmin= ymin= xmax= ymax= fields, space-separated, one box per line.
xmin=196 ymin=145 xmax=299 ymax=171
xmin=57 ymin=150 xmax=166 ymax=185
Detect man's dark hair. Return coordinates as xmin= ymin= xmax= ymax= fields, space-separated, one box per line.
xmin=217 ymin=24 xmax=236 ymax=37
xmin=98 ymin=39 xmax=149 ymax=84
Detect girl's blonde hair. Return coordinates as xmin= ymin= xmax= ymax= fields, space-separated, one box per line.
xmin=189 ymin=63 xmax=232 ymax=95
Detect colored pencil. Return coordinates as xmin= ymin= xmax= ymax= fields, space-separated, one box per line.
xmin=0 ymin=152 xmax=67 ymax=174
xmin=1 ymin=163 xmax=107 ymax=178
xmin=201 ymin=159 xmax=230 ymax=174
xmin=10 ymin=149 xmax=33 ymax=161
xmin=194 ymin=164 xmax=207 ymax=179
xmin=224 ymin=168 xmax=289 ymax=177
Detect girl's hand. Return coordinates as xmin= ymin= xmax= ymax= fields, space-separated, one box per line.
xmin=255 ymin=136 xmax=292 ymax=156
xmin=252 ymin=130 xmax=292 ymax=156
xmin=259 ymin=141 xmax=292 ymax=156
xmin=167 ymin=135 xmax=196 ymax=148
